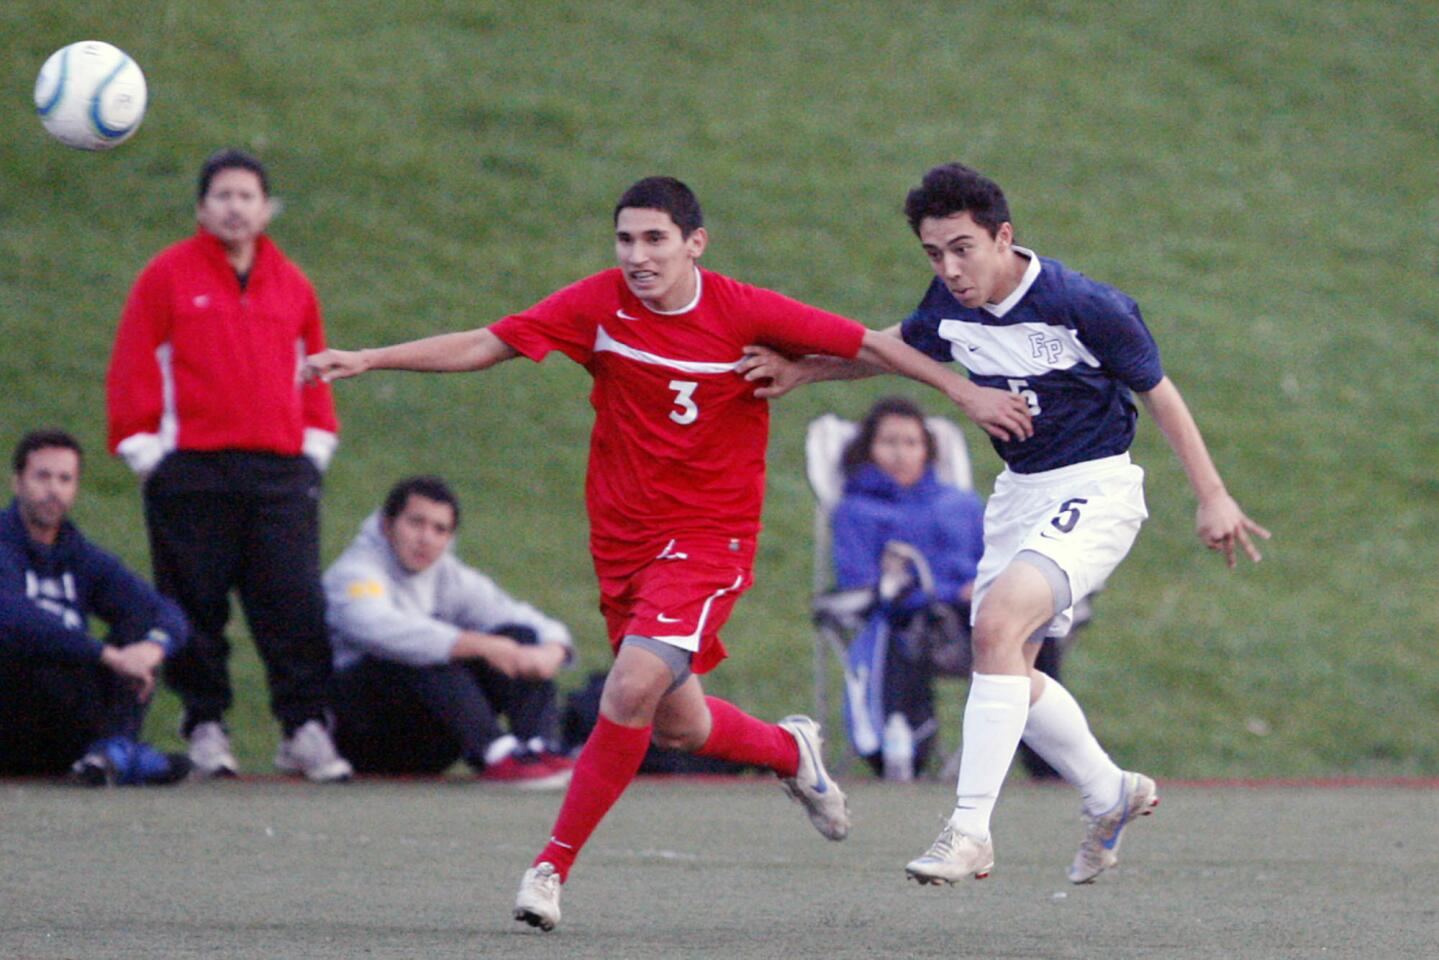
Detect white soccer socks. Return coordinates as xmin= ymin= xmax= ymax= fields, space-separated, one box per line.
xmin=949 ymin=673 xmax=1032 ymax=838
xmin=1021 ymin=677 xmax=1123 ymax=816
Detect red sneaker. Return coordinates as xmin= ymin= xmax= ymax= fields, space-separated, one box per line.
xmin=536 ymin=751 xmax=576 ymax=774
xmin=477 ymin=753 xmax=572 ymax=790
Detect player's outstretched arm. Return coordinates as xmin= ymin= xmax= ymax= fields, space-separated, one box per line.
xmin=741 ymin=329 xmax=1033 ymax=442
xmin=1139 ymin=376 xmax=1271 ymax=568
xmin=304 ymin=327 xmax=518 ymax=383
xmin=738 ymin=345 xmax=883 ymax=398
xmin=855 ymin=330 xmax=1033 ymax=442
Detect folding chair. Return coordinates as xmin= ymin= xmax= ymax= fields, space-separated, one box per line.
xmin=804 ymin=413 xmax=974 ymax=734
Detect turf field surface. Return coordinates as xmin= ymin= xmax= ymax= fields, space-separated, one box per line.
xmin=3 ymin=777 xmax=1435 ymax=959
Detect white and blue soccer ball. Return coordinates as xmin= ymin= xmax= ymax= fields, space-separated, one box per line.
xmin=34 ymin=41 xmax=148 ymax=151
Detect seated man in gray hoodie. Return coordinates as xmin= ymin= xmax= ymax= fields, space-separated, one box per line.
xmin=324 ymin=475 xmax=574 ymax=788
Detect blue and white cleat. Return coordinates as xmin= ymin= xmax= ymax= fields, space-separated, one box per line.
xmin=1068 ymin=770 xmax=1159 ymax=883
xmin=778 ymin=715 xmax=849 ymax=841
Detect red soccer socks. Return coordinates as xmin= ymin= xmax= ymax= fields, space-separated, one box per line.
xmin=696 ymin=696 xmax=800 ymax=777
xmin=533 ymin=715 xmax=652 ymax=880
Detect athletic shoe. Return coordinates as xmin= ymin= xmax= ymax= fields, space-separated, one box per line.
xmin=477 ymin=752 xmax=572 ymax=790
xmin=274 ymin=719 xmax=353 ymax=783
xmin=513 ymin=861 xmax=562 ymax=931
xmin=186 ymin=721 xmax=239 ymax=778
xmin=536 ymin=751 xmax=576 ymax=774
xmin=777 ymin=715 xmax=849 ymax=841
xmin=905 ymin=822 xmax=995 ymax=885
xmin=69 ymin=736 xmax=191 ymax=787
xmin=1068 ymin=771 xmax=1159 ymax=884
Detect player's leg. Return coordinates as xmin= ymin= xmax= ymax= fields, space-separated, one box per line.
xmin=516 ymin=641 xmax=673 ymax=931
xmin=1022 ymin=660 xmax=1125 ymax=818
xmin=1010 ymin=463 xmax=1156 ymax=882
xmin=649 ymin=674 xmax=848 ymax=839
xmin=1022 ymin=664 xmax=1157 ymax=882
xmin=906 ymin=558 xmax=1053 ymax=885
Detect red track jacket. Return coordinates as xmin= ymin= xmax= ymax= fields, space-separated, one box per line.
xmin=106 ymin=230 xmax=338 ymax=469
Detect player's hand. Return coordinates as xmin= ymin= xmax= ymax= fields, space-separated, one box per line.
xmin=955 ymin=384 xmax=1034 ymax=442
xmin=1196 ymin=494 xmax=1271 ymax=568
xmin=303 ymin=348 xmax=369 ymax=384
xmin=738 ymin=345 xmax=806 ymax=399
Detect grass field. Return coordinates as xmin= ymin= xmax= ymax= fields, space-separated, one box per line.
xmin=1 ymin=1 xmax=1437 ymax=778
xmin=3 ymin=776 xmax=1437 ymax=959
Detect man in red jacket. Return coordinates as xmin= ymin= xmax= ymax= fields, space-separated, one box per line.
xmin=105 ymin=149 xmax=351 ymax=783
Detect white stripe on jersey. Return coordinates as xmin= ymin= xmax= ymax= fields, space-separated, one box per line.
xmin=594 ymin=324 xmax=742 ymax=375
xmin=155 ymin=342 xmax=179 ymax=453
xmin=936 ymin=318 xmax=1102 ymax=378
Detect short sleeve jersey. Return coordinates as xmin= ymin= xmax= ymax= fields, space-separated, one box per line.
xmin=901 ymin=248 xmax=1164 ymax=473
xmin=490 ymin=267 xmax=866 ymax=564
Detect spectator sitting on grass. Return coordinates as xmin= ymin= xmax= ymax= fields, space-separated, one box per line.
xmin=0 ymin=429 xmax=191 ymax=786
xmin=324 ymin=475 xmax=574 ymax=788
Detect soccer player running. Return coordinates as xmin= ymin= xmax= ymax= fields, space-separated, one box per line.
xmin=739 ymin=163 xmax=1270 ymax=887
xmin=304 ymin=176 xmax=1033 ymax=931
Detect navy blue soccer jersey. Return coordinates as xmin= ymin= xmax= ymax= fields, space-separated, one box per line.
xmin=900 ymin=248 xmax=1164 ymax=473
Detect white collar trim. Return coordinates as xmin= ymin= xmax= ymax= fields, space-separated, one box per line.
xmin=649 ymin=267 xmax=703 ymax=315
xmin=982 ymin=246 xmax=1040 ymax=318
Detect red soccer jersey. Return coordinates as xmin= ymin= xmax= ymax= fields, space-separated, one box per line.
xmin=490 ymin=267 xmax=866 ymax=567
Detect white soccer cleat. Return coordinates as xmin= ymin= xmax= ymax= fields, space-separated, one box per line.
xmin=274 ymin=719 xmax=353 ymax=783
xmin=1068 ymin=771 xmax=1159 ymax=884
xmin=187 ymin=721 xmax=239 ymax=778
xmin=905 ymin=822 xmax=995 ymax=885
xmin=514 ymin=861 xmax=562 ymax=932
xmin=778 ymin=715 xmax=850 ymax=841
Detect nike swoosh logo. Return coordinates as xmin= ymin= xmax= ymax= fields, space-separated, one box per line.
xmin=967 ymin=344 xmax=980 ymax=352
xmin=1039 ymin=531 xmax=1061 ymax=540
xmin=656 ymin=613 xmax=683 ymax=623
xmin=616 ymin=309 xmax=640 ymax=321
xmin=798 ymin=732 xmax=828 ymax=794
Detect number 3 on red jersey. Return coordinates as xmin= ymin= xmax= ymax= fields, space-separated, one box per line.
xmin=668 ymin=379 xmax=698 ymax=425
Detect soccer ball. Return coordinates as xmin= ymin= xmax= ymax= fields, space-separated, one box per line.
xmin=34 ymin=41 xmax=148 ymax=151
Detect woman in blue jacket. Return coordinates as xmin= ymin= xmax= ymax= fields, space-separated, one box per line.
xmin=831 ymin=397 xmax=984 ymax=777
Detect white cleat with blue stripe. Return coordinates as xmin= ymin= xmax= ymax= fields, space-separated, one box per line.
xmin=1068 ymin=771 xmax=1159 ymax=883
xmin=778 ymin=715 xmax=850 ymax=841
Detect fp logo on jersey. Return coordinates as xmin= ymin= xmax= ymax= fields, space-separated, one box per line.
xmin=1028 ymin=332 xmax=1064 ymax=365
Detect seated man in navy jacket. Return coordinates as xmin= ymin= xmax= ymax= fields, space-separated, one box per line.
xmin=0 ymin=429 xmax=191 ymax=785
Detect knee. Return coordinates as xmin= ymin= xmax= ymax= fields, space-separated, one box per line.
xmin=651 ymin=724 xmax=705 ymax=752
xmin=971 ymin=606 xmax=1032 ymax=656
xmin=598 ymin=670 xmax=664 ymax=726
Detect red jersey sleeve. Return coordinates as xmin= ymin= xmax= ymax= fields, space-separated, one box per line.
xmin=106 ymin=257 xmax=172 ymax=452
xmin=489 ymin=274 xmax=608 ymax=365
xmin=740 ymin=285 xmax=866 ymax=360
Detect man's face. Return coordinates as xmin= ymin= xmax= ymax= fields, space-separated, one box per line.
xmin=871 ymin=414 xmax=928 ymax=488
xmin=196 ymin=167 xmax=272 ymax=250
xmin=917 ymin=211 xmax=1016 ymax=309
xmin=12 ymin=446 xmax=80 ymax=539
xmin=614 ymin=207 xmax=707 ymax=311
xmin=383 ymin=494 xmax=457 ymax=574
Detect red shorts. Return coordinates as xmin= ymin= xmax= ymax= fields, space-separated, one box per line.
xmin=595 ymin=535 xmax=756 ymax=675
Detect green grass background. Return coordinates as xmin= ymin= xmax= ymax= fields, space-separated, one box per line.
xmin=1 ymin=1 xmax=1435 ymax=777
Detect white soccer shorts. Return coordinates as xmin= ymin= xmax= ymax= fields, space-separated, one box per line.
xmin=971 ymin=453 xmax=1147 ymax=638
